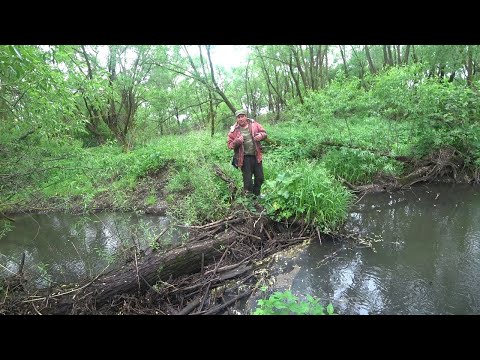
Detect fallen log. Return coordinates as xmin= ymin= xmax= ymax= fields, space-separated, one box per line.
xmin=88 ymin=230 xmax=241 ymax=304
xmin=40 ymin=227 xmax=243 ymax=314
xmin=5 ymin=213 xmax=312 ymax=314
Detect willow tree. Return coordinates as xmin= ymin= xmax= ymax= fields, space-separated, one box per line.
xmin=65 ymin=45 xmax=158 ymax=150
xmin=252 ymin=45 xmax=290 ymax=119
xmin=0 ymin=45 xmax=88 ymax=205
xmin=149 ymin=45 xmax=239 ymax=136
xmin=0 ymin=45 xmax=84 ymax=140
xmin=355 ymin=45 xmax=479 ymax=87
xmin=250 ymin=45 xmax=333 ymax=118
xmin=414 ymin=45 xmax=479 ymax=86
xmin=234 ymin=58 xmax=269 ymax=118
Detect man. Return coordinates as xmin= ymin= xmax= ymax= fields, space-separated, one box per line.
xmin=227 ymin=109 xmax=267 ymax=197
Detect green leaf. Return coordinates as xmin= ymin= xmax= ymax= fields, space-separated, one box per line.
xmin=9 ymin=45 xmax=23 ymax=60
xmin=326 ymin=303 xmax=335 ymax=315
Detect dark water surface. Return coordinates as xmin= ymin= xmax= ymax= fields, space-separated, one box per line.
xmin=3 ymin=184 xmax=480 ymax=315
xmin=0 ymin=212 xmax=182 ymax=288
xmin=242 ymin=183 xmax=480 ymax=315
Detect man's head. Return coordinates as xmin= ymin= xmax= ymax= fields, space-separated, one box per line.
xmin=235 ymin=109 xmax=248 ymax=127
xmin=235 ymin=109 xmax=247 ymax=117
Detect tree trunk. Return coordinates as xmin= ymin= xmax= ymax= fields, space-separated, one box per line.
xmin=324 ymin=47 xmax=329 ymax=86
xmin=308 ymin=45 xmax=316 ymax=89
xmin=292 ymin=46 xmax=308 ymax=88
xmin=288 ymin=53 xmax=304 ymax=104
xmin=96 ymin=231 xmax=237 ymax=304
xmin=351 ymin=46 xmax=366 ymax=82
xmin=387 ymin=45 xmax=394 ymax=66
xmin=365 ymin=45 xmax=377 ymax=74
xmin=47 ymin=230 xmax=240 ymax=313
xmin=383 ymin=45 xmax=389 ymax=68
xmin=206 ymin=46 xmax=237 ymax=114
xmin=404 ymin=45 xmax=411 ymax=64
xmin=339 ymin=45 xmax=349 ymax=76
xmin=412 ymin=45 xmax=418 ymax=63
xmin=466 ymin=45 xmax=474 ymax=88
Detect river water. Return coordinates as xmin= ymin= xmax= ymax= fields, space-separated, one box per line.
xmin=242 ymin=183 xmax=480 ymax=315
xmin=0 ymin=212 xmax=184 ymax=288
xmin=2 ymin=184 xmax=480 ymax=314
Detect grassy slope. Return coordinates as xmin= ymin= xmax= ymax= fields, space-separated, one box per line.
xmin=1 ymin=110 xmax=476 ymax=231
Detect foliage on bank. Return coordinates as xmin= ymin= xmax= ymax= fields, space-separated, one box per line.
xmin=253 ymin=290 xmax=335 ymax=315
xmin=2 ymin=63 xmax=480 ymax=235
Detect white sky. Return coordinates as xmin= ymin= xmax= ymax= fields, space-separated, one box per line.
xmin=210 ymin=45 xmax=250 ymax=69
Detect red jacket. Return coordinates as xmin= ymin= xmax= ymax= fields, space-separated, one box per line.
xmin=227 ymin=118 xmax=267 ymax=168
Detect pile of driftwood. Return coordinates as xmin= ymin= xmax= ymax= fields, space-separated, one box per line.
xmin=0 ymin=210 xmax=319 ymax=315
xmin=340 ymin=146 xmax=471 ymax=193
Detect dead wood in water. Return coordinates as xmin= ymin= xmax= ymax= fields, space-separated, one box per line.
xmin=1 ymin=212 xmax=321 ymax=315
xmin=339 ymin=147 xmax=467 ymax=194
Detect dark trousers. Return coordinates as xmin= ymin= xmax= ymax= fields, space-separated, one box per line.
xmin=242 ymin=155 xmax=264 ymax=196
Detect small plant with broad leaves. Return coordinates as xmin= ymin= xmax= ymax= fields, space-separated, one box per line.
xmin=253 ymin=290 xmax=335 ymax=315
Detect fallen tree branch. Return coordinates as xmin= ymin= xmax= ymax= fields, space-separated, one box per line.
xmin=203 ymin=289 xmax=253 ymax=315
xmin=229 ymin=224 xmax=262 ymax=240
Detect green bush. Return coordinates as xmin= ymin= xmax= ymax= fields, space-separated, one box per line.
xmin=262 ymin=160 xmax=352 ymax=230
xmin=323 ymin=147 xmax=402 ymax=185
xmin=253 ymin=290 xmax=335 ymax=315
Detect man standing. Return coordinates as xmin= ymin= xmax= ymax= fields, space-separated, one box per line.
xmin=227 ymin=109 xmax=267 ymax=197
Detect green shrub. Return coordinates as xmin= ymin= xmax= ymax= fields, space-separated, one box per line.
xmin=253 ymin=290 xmax=335 ymax=315
xmin=323 ymin=147 xmax=402 ymax=184
xmin=262 ymin=160 xmax=352 ymax=230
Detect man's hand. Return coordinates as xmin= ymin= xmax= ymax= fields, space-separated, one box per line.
xmin=234 ymin=134 xmax=244 ymax=146
xmin=254 ymin=134 xmax=263 ymax=141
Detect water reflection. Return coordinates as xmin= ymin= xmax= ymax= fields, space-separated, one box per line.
xmin=245 ymin=183 xmax=480 ymax=315
xmin=0 ymin=212 xmax=184 ymax=288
